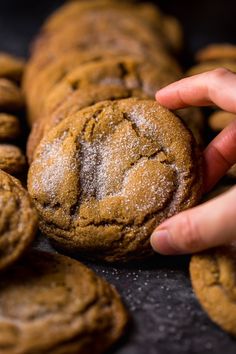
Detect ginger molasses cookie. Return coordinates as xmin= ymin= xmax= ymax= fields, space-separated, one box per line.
xmin=0 ymin=113 xmax=21 ymax=141
xmin=196 ymin=43 xmax=236 ymax=62
xmin=0 ymin=144 xmax=26 ymax=175
xmin=28 ymin=98 xmax=203 ymax=262
xmin=0 ymin=170 xmax=37 ymax=271
xmin=27 ymin=85 xmax=148 ymax=163
xmin=190 ymin=245 xmax=236 ymax=336
xmin=0 ymin=53 xmax=25 ymax=82
xmin=0 ymin=250 xmax=128 ymax=353
xmin=0 ymin=79 xmax=23 ymax=112
xmin=44 ymin=55 xmax=181 ymax=117
xmin=24 ymin=49 xmax=180 ymax=123
xmin=208 ymin=110 xmax=236 ymax=132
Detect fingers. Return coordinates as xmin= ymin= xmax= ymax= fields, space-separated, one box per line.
xmin=203 ymin=119 xmax=236 ymax=191
xmin=150 ymin=186 xmax=236 ymax=255
xmin=156 ymin=68 xmax=236 ymax=112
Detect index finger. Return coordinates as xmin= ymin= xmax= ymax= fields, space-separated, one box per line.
xmin=156 ymin=68 xmax=236 ymax=112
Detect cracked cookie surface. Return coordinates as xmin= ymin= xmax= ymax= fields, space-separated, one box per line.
xmin=190 ymin=245 xmax=236 ymax=336
xmin=28 ymin=98 xmax=203 ymax=262
xmin=0 ymin=170 xmax=37 ymax=271
xmin=0 ymin=250 xmax=127 ymax=354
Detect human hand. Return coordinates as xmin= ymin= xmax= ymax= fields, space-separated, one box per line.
xmin=151 ymin=68 xmax=236 ymax=255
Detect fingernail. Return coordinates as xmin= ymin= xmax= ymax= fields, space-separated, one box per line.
xmin=150 ymin=229 xmax=180 ymax=255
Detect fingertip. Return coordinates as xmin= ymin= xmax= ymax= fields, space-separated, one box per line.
xmin=150 ymin=228 xmax=183 ymax=255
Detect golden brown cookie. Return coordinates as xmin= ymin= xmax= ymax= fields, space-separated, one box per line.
xmin=43 ymin=56 xmax=181 ymax=118
xmin=227 ymin=164 xmax=236 ymax=179
xmin=27 ymin=85 xmax=148 ymax=163
xmin=196 ymin=43 xmax=236 ymax=62
xmin=163 ymin=15 xmax=183 ymax=52
xmin=0 ymin=53 xmax=25 ymax=82
xmin=186 ymin=60 xmax=236 ymax=77
xmin=0 ymin=113 xmax=21 ymax=141
xmin=0 ymin=170 xmax=37 ymax=271
xmin=208 ymin=110 xmax=236 ymax=132
xmin=0 ymin=79 xmax=23 ymax=111
xmin=176 ymin=107 xmax=205 ymax=145
xmin=0 ymin=144 xmax=26 ymax=175
xmin=41 ymin=0 xmax=162 ymax=36
xmin=190 ymin=245 xmax=236 ymax=336
xmin=0 ymin=250 xmax=128 ymax=353
xmin=28 ymin=98 xmax=203 ymax=262
xmin=24 ymin=49 xmax=180 ymax=124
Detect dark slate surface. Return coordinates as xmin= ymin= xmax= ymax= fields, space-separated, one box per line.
xmin=0 ymin=1 xmax=236 ymax=353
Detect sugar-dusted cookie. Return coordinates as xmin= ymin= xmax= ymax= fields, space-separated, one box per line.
xmin=190 ymin=245 xmax=236 ymax=336
xmin=0 ymin=250 xmax=128 ymax=353
xmin=28 ymin=98 xmax=203 ymax=262
xmin=0 ymin=170 xmax=37 ymax=271
xmin=27 ymin=85 xmax=148 ymax=162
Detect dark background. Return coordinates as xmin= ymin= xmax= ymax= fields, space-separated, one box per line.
xmin=0 ymin=1 xmax=236 ymax=353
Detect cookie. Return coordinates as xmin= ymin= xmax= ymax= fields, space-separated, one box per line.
xmin=0 ymin=113 xmax=21 ymax=141
xmin=190 ymin=245 xmax=236 ymax=336
xmin=0 ymin=144 xmax=26 ymax=175
xmin=176 ymin=107 xmax=205 ymax=145
xmin=186 ymin=60 xmax=236 ymax=77
xmin=0 ymin=79 xmax=23 ymax=112
xmin=208 ymin=110 xmax=236 ymax=132
xmin=43 ymin=55 xmax=181 ymax=118
xmin=0 ymin=250 xmax=128 ymax=353
xmin=227 ymin=164 xmax=236 ymax=179
xmin=196 ymin=43 xmax=236 ymax=62
xmin=41 ymin=0 xmax=162 ymax=36
xmin=24 ymin=49 xmax=180 ymax=123
xmin=0 ymin=52 xmax=25 ymax=82
xmin=27 ymin=85 xmax=148 ymax=163
xmin=28 ymin=98 xmax=203 ymax=262
xmin=163 ymin=15 xmax=183 ymax=52
xmin=0 ymin=170 xmax=37 ymax=271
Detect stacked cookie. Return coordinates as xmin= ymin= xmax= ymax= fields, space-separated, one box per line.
xmin=187 ymin=43 xmax=236 ymax=180
xmin=24 ymin=0 xmax=203 ymax=262
xmin=0 ymin=169 xmax=127 ymax=353
xmin=0 ymin=53 xmax=27 ymax=176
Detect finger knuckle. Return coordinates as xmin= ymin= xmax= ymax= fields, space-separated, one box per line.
xmin=211 ymin=67 xmax=232 ymax=79
xmin=175 ymin=213 xmax=202 ymax=252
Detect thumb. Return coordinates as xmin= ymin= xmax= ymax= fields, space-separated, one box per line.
xmin=150 ymin=186 xmax=236 ymax=255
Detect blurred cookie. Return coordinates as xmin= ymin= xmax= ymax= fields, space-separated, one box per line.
xmin=24 ymin=49 xmax=180 ymax=123
xmin=227 ymin=164 xmax=236 ymax=179
xmin=0 ymin=144 xmax=26 ymax=175
xmin=186 ymin=60 xmax=236 ymax=77
xmin=28 ymin=98 xmax=203 ymax=262
xmin=208 ymin=110 xmax=236 ymax=132
xmin=27 ymin=85 xmax=148 ymax=163
xmin=190 ymin=245 xmax=236 ymax=336
xmin=0 ymin=250 xmax=128 ymax=353
xmin=0 ymin=79 xmax=23 ymax=111
xmin=43 ymin=55 xmax=181 ymax=117
xmin=163 ymin=15 xmax=183 ymax=52
xmin=176 ymin=107 xmax=205 ymax=145
xmin=0 ymin=52 xmax=25 ymax=82
xmin=196 ymin=43 xmax=236 ymax=62
xmin=0 ymin=170 xmax=37 ymax=271
xmin=0 ymin=113 xmax=21 ymax=141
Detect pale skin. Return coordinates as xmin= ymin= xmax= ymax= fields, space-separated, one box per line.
xmin=150 ymin=68 xmax=236 ymax=255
